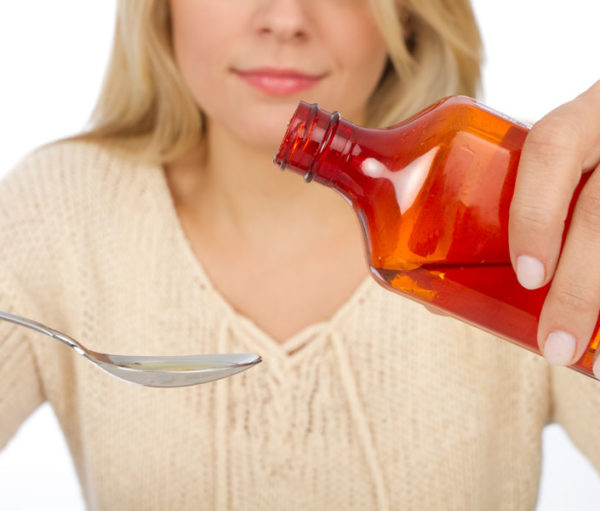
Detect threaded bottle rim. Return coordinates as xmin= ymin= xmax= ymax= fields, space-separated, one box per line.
xmin=274 ymin=102 xmax=340 ymax=182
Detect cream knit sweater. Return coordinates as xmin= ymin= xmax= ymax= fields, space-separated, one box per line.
xmin=1 ymin=141 xmax=600 ymax=510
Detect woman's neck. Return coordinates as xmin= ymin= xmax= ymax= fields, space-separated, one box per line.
xmin=164 ymin=121 xmax=368 ymax=344
xmin=164 ymin=121 xmax=357 ymax=247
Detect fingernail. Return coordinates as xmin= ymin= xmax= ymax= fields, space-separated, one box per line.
xmin=543 ymin=331 xmax=576 ymax=366
xmin=593 ymin=357 xmax=600 ymax=380
xmin=516 ymin=255 xmax=545 ymax=289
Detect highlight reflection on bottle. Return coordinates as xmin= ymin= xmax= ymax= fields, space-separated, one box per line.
xmin=274 ymin=96 xmax=598 ymax=379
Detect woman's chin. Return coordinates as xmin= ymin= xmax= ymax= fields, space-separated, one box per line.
xmin=233 ymin=120 xmax=295 ymax=154
xmin=207 ymin=100 xmax=305 ymax=155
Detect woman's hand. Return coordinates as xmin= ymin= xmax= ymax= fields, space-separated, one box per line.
xmin=509 ymin=80 xmax=600 ymax=377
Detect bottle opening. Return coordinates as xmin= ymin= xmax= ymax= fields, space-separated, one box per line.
xmin=274 ymin=102 xmax=340 ymax=182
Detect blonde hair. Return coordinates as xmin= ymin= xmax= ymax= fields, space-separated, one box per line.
xmin=367 ymin=0 xmax=483 ymax=126
xmin=78 ymin=0 xmax=482 ymax=163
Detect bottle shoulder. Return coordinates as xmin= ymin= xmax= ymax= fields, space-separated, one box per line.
xmin=434 ymin=96 xmax=529 ymax=130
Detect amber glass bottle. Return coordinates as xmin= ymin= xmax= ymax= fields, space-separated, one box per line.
xmin=274 ymin=96 xmax=598 ymax=379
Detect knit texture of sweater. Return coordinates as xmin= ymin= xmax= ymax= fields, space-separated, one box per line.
xmin=1 ymin=141 xmax=599 ymax=510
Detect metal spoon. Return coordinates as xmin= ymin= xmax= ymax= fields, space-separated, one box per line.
xmin=0 ymin=310 xmax=261 ymax=387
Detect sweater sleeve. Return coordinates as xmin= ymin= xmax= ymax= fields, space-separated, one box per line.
xmin=0 ymin=274 xmax=45 ymax=450
xmin=0 ymin=152 xmax=51 ymax=450
xmin=550 ymin=364 xmax=600 ymax=471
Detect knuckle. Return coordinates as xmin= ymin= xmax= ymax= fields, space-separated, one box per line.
xmin=527 ymin=114 xmax=583 ymax=157
xmin=551 ymin=284 xmax=596 ymax=315
xmin=575 ymin=186 xmax=600 ymax=235
xmin=510 ymin=201 xmax=556 ymax=233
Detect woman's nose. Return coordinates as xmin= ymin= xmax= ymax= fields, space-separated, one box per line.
xmin=252 ymin=0 xmax=310 ymax=43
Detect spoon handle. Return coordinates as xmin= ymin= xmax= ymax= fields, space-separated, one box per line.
xmin=0 ymin=310 xmax=86 ymax=355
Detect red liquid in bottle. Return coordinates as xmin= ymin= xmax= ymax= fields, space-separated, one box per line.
xmin=275 ymin=96 xmax=598 ymax=379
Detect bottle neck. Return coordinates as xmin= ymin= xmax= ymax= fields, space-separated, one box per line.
xmin=275 ymin=102 xmax=357 ymax=187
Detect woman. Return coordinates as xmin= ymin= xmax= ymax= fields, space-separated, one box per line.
xmin=1 ymin=0 xmax=599 ymax=509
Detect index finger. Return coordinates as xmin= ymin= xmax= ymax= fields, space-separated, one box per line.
xmin=509 ymin=80 xmax=600 ymax=289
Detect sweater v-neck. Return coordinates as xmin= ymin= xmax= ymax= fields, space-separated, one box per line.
xmin=149 ymin=163 xmax=374 ymax=362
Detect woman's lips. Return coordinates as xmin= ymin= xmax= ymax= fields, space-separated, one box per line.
xmin=233 ymin=68 xmax=326 ymax=95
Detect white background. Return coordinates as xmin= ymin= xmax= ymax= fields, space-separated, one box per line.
xmin=0 ymin=1 xmax=599 ymax=509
